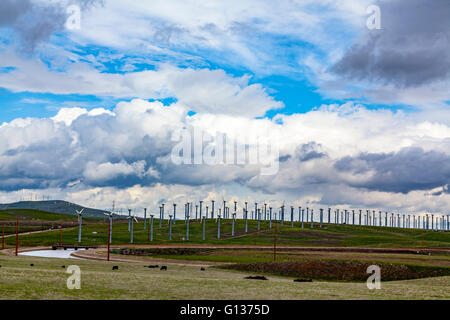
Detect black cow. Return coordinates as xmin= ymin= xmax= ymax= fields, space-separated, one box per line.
xmin=244 ymin=276 xmax=267 ymax=280
xmin=293 ymin=278 xmax=312 ymax=282
xmin=112 ymin=266 xmax=119 ymax=270
xmin=160 ymin=266 xmax=167 ymax=271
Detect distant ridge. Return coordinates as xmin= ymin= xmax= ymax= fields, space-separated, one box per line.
xmin=0 ymin=200 xmax=109 ymax=218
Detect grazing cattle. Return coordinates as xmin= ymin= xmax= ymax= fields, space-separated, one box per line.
xmin=160 ymin=266 xmax=167 ymax=271
xmin=147 ymin=265 xmax=159 ymax=269
xmin=30 ymin=264 xmax=34 ymax=267
xmin=112 ymin=266 xmax=119 ymax=270
xmin=61 ymin=265 xmax=66 ymax=268
xmin=200 ymin=267 xmax=206 ymax=271
xmin=293 ymin=278 xmax=313 ymax=282
xmin=244 ymin=276 xmax=267 ymax=280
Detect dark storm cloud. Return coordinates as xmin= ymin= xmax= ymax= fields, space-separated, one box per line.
xmin=335 ymin=147 xmax=450 ymax=193
xmin=0 ymin=0 xmax=31 ymax=26
xmin=295 ymin=142 xmax=327 ymax=162
xmin=331 ymin=0 xmax=450 ymax=87
xmin=0 ymin=0 xmax=103 ymax=52
xmin=278 ymin=142 xmax=327 ymax=164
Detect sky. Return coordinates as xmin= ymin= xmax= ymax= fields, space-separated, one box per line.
xmin=1 ymin=0 xmax=450 ymax=216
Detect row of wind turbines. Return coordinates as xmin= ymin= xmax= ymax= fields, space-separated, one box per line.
xmin=74 ymin=199 xmax=450 ymax=244
xmin=76 ymin=202 xmax=139 ymax=243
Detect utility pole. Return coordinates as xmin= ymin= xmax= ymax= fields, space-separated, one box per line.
xmin=107 ymin=217 xmax=111 ymax=261
xmin=2 ymin=220 xmax=5 ymax=250
xmin=15 ymin=218 xmax=19 ymax=256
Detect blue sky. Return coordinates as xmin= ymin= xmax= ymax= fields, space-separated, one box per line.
xmin=0 ymin=0 xmax=450 ymax=214
xmin=0 ymin=0 xmax=435 ymax=122
xmin=0 ymin=0 xmax=376 ymax=122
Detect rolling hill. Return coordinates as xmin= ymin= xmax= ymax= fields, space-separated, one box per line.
xmin=0 ymin=200 xmax=108 ymax=218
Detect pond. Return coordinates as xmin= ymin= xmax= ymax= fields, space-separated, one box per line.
xmin=19 ymin=249 xmax=86 ymax=259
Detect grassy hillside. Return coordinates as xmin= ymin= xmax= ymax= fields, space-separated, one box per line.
xmin=0 ymin=200 xmax=109 ymax=218
xmin=9 ymin=218 xmax=450 ymax=248
xmin=0 ymin=254 xmax=449 ymax=299
xmin=0 ymin=209 xmax=81 ymax=221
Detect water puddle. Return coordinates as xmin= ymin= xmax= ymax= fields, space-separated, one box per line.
xmin=19 ymin=249 xmax=86 ymax=259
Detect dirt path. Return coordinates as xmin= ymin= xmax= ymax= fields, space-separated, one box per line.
xmin=1 ymin=226 xmax=77 ymax=238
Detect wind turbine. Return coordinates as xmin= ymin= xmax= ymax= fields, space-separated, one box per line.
xmin=103 ymin=208 xmax=114 ymax=244
xmin=222 ymin=197 xmax=226 ymax=219
xmin=75 ymin=208 xmax=85 ymax=243
xmin=128 ymin=210 xmax=139 ymax=243
xmin=128 ymin=209 xmax=132 ymax=231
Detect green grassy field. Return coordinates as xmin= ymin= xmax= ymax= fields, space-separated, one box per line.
xmin=1 ymin=211 xmax=449 ymax=300
xmin=0 ymin=254 xmax=449 ymax=299
xmin=7 ymin=216 xmax=450 ymax=248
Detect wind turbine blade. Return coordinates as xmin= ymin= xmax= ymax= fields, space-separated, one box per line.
xmin=134 ymin=217 xmax=138 ymax=223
